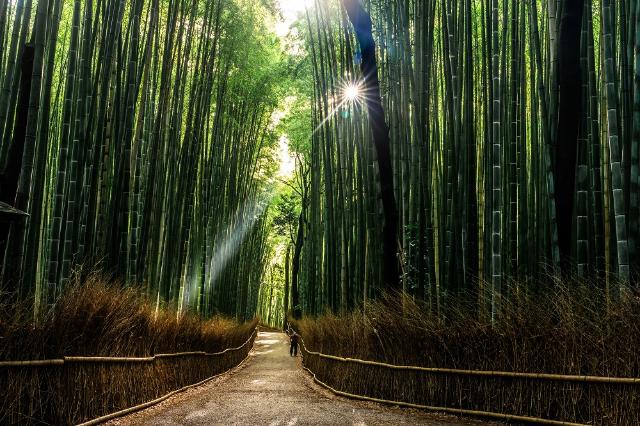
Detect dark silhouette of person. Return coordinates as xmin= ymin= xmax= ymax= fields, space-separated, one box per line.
xmin=289 ymin=331 xmax=299 ymax=357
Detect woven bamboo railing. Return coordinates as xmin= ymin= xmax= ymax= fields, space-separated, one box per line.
xmin=1 ymin=327 xmax=258 ymax=425
xmin=75 ymin=329 xmax=258 ymax=426
xmin=301 ymin=340 xmax=640 ymax=384
xmin=0 ymin=328 xmax=257 ymax=368
xmin=300 ymin=338 xmax=639 ymax=425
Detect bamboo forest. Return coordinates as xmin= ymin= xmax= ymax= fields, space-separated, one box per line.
xmin=1 ymin=0 xmax=640 ymax=424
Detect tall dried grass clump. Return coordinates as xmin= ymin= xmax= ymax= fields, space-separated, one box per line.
xmin=296 ymin=280 xmax=640 ymax=425
xmin=0 ymin=275 xmax=257 ymax=425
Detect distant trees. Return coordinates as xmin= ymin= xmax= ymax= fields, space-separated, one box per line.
xmin=272 ymin=158 xmax=310 ymax=320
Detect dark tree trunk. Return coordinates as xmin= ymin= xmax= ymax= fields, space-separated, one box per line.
xmin=342 ymin=0 xmax=401 ymax=291
xmin=555 ymin=0 xmax=585 ymax=270
xmin=267 ymin=283 xmax=274 ymax=325
xmin=283 ymin=245 xmax=290 ymax=329
xmin=1 ymin=44 xmax=34 ymax=205
xmin=291 ymin=212 xmax=304 ymax=319
xmin=0 ymin=44 xmax=34 ymax=292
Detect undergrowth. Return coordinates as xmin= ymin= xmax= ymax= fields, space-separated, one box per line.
xmin=297 ymin=280 xmax=640 ymax=377
xmin=295 ymin=279 xmax=640 ymax=425
xmin=0 ymin=274 xmax=255 ymax=360
xmin=0 ymin=274 xmax=257 ymax=424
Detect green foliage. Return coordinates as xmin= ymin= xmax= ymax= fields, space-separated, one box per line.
xmin=272 ymin=191 xmax=300 ymax=242
xmin=278 ymin=92 xmax=313 ymax=156
xmin=0 ymin=0 xmax=295 ymax=321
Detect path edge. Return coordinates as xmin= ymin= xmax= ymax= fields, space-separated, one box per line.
xmin=76 ymin=342 xmax=255 ymax=426
xmin=300 ymin=366 xmax=587 ymax=426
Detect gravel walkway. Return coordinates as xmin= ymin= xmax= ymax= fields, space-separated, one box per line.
xmin=110 ymin=331 xmax=491 ymax=425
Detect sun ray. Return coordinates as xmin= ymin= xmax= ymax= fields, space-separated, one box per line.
xmin=312 ymin=78 xmax=367 ymax=134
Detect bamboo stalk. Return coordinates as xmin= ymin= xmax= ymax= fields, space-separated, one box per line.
xmin=0 ymin=359 xmax=64 ymax=367
xmin=64 ymin=356 xmax=153 ymax=363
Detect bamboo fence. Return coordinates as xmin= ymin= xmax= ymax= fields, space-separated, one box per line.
xmin=301 ymin=339 xmax=640 ymax=425
xmin=0 ymin=329 xmax=258 ymax=368
xmin=0 ymin=328 xmax=257 ymax=425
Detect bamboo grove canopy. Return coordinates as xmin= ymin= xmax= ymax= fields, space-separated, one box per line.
xmin=0 ymin=0 xmax=286 ymax=318
xmin=1 ymin=0 xmax=639 ymax=322
xmin=289 ymin=0 xmax=640 ymax=318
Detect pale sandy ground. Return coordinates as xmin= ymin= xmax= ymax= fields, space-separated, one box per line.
xmin=109 ymin=330 xmax=495 ymax=426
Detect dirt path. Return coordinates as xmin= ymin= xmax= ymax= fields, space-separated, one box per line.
xmin=111 ymin=331 xmax=491 ymax=425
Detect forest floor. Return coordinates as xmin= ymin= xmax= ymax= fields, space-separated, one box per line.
xmin=108 ymin=330 xmax=492 ymax=425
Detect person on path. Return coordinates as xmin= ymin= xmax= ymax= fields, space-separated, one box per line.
xmin=289 ymin=330 xmax=299 ymax=357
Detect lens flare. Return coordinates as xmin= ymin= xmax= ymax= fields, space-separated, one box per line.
xmin=344 ymin=84 xmax=360 ymax=101
xmin=312 ymin=78 xmax=366 ymax=135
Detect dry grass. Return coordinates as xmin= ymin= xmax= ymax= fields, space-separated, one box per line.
xmin=0 ymin=275 xmax=257 ymax=425
xmin=296 ymin=280 xmax=640 ymax=425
